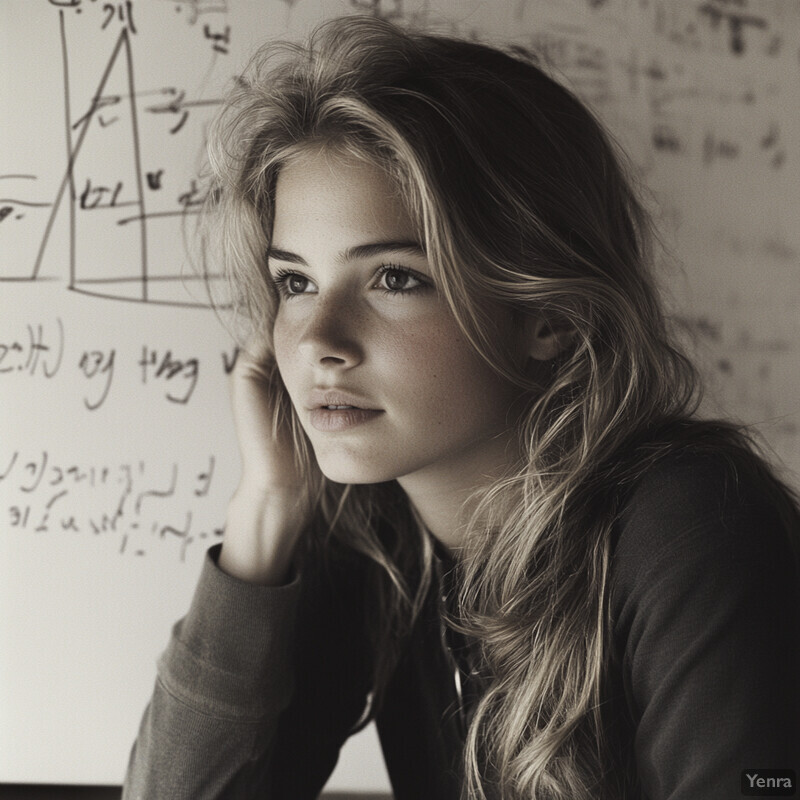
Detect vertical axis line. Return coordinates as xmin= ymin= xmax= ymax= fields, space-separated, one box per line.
xmin=122 ymin=28 xmax=149 ymax=302
xmin=59 ymin=10 xmax=77 ymax=289
xmin=33 ymin=28 xmax=127 ymax=281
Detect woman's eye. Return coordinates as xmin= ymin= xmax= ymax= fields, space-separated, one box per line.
xmin=376 ymin=266 xmax=426 ymax=293
xmin=272 ymin=270 xmax=314 ymax=297
xmin=287 ymin=274 xmax=310 ymax=293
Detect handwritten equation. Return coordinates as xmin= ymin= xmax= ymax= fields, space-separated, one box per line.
xmin=0 ymin=318 xmax=239 ymax=409
xmin=46 ymin=0 xmax=231 ymax=49
xmin=0 ymin=449 xmax=224 ymax=561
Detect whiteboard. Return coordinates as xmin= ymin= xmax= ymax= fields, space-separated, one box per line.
xmin=1 ymin=0 xmax=798 ymax=789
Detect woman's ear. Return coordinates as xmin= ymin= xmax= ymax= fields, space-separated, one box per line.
xmin=526 ymin=314 xmax=574 ymax=361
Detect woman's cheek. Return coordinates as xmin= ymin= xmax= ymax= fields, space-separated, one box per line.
xmin=272 ymin=316 xmax=299 ymax=392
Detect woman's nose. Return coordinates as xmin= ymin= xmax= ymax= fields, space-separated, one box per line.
xmin=297 ymin=291 xmax=364 ymax=368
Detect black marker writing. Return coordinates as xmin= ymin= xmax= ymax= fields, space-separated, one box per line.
xmin=102 ymin=1 xmax=137 ymax=34
xmin=203 ymin=23 xmax=230 ymax=54
xmin=194 ymin=456 xmax=214 ymax=497
xmin=79 ymin=178 xmax=125 ymax=209
xmin=221 ymin=346 xmax=239 ymax=374
xmin=1 ymin=450 xmax=223 ymax=561
xmin=21 ymin=452 xmax=49 ymax=493
xmin=139 ymin=347 xmax=199 ymax=404
xmin=135 ymin=463 xmax=178 ymax=513
xmin=78 ymin=348 xmax=116 ymax=410
xmin=0 ymin=319 xmax=65 ymax=378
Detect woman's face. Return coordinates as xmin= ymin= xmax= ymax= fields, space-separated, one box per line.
xmin=269 ymin=148 xmax=523 ymax=487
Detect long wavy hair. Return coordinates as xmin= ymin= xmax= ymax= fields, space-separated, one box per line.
xmin=201 ymin=16 xmax=799 ymax=800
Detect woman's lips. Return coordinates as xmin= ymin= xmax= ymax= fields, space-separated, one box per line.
xmin=308 ymin=407 xmax=384 ymax=432
xmin=305 ymin=389 xmax=383 ymax=432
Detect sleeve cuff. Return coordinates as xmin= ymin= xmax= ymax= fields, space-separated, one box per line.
xmin=158 ymin=544 xmax=303 ymax=719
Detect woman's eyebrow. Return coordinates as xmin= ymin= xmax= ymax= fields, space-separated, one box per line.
xmin=266 ymin=247 xmax=306 ymax=265
xmin=343 ymin=241 xmax=426 ymax=261
xmin=267 ymin=240 xmax=426 ymax=266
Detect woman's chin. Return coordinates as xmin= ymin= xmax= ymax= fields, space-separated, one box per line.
xmin=315 ymin=454 xmax=399 ymax=486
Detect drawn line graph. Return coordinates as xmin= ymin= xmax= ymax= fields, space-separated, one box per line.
xmin=3 ymin=9 xmax=224 ymax=309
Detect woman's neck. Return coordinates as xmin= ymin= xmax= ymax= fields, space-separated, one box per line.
xmin=397 ymin=429 xmax=520 ymax=557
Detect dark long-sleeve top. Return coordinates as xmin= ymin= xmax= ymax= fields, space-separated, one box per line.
xmin=122 ymin=450 xmax=800 ymax=799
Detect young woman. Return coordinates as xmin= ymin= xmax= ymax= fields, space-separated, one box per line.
xmin=123 ymin=15 xmax=800 ymax=800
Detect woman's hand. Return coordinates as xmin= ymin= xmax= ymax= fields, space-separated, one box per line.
xmin=229 ymin=341 xmax=306 ymax=493
xmin=219 ymin=339 xmax=319 ymax=585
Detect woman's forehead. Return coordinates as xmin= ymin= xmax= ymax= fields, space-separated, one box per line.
xmin=271 ymin=150 xmax=422 ymax=251
xmin=274 ymin=147 xmax=418 ymax=227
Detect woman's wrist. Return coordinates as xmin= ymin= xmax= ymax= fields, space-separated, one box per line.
xmin=219 ymin=482 xmax=309 ymax=586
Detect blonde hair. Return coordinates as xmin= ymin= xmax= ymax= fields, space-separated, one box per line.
xmin=201 ymin=16 xmax=796 ymax=799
